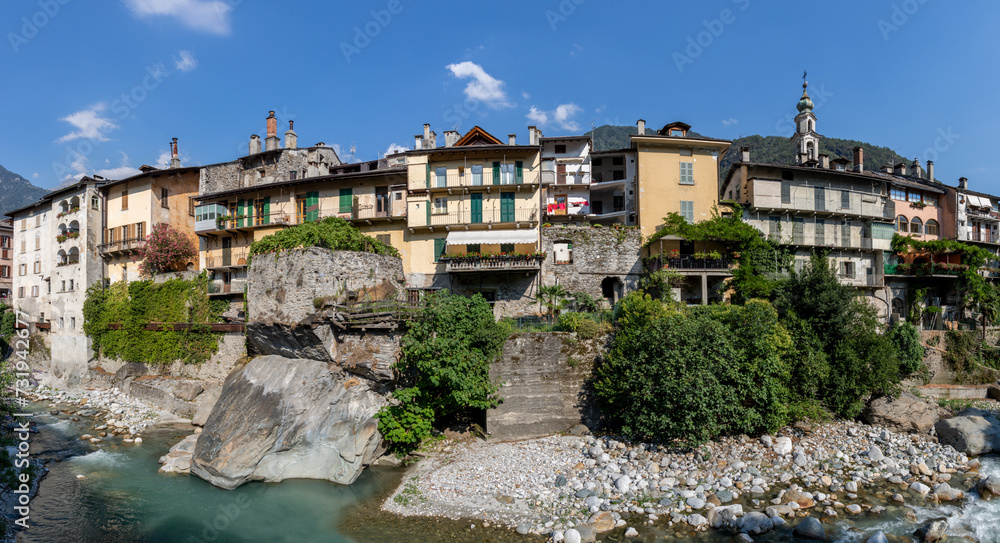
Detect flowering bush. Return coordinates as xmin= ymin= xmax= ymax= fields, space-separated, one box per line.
xmin=133 ymin=223 xmax=197 ymax=276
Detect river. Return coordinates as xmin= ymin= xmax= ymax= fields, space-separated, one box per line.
xmin=18 ymin=406 xmax=1000 ymax=542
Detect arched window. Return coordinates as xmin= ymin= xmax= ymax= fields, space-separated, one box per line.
xmin=925 ymin=219 xmax=940 ymax=236
xmin=807 ymin=141 xmax=815 ymax=159
xmin=808 ymin=120 xmax=814 ymax=132
xmin=911 ymin=217 xmax=923 ymax=234
xmin=896 ymin=215 xmax=909 ymax=232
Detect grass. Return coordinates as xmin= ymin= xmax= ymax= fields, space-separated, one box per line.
xmin=393 ymin=476 xmax=427 ymax=506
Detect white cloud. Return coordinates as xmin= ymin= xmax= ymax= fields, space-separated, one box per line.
xmin=446 ymin=61 xmax=512 ymax=109
xmin=174 ymin=50 xmax=198 ymax=71
xmin=59 ymin=151 xmax=140 ymax=182
xmin=526 ymin=103 xmax=583 ymax=131
xmin=522 ymin=91 xmax=531 ymax=99
xmin=96 ymin=164 xmax=142 ymax=180
xmin=57 ymin=104 xmax=118 ymax=143
xmin=124 ymin=0 xmax=233 ymax=36
xmin=32 ymin=172 xmax=38 ymax=178
xmin=385 ymin=143 xmax=408 ymax=155
xmin=722 ymin=118 xmax=739 ymax=126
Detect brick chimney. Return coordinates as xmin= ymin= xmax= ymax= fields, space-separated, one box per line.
xmin=853 ymin=146 xmax=864 ymax=173
xmin=508 ymin=134 xmax=516 ymax=145
xmin=959 ymin=177 xmax=969 ymax=190
xmin=265 ymin=111 xmax=279 ymax=151
xmin=926 ymin=160 xmax=934 ymax=182
xmin=428 ymin=131 xmax=437 ymax=148
xmin=637 ymin=119 xmax=646 ymax=135
xmin=249 ymin=134 xmax=261 ymax=155
xmin=170 ymin=137 xmax=180 ymax=168
xmin=284 ymin=120 xmax=297 ymax=150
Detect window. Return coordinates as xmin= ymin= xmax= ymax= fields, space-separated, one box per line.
xmin=433 ymin=197 xmax=448 ymax=214
xmin=815 ymin=219 xmax=825 ymax=245
xmin=471 ymin=165 xmax=483 ymax=186
xmin=781 ymin=171 xmax=794 ymax=181
xmin=781 ymin=183 xmax=791 ymax=204
xmin=35 ymin=216 xmax=40 ymax=227
xmin=612 ymin=156 xmax=625 ymax=165
xmin=31 ymin=286 xmax=38 ymax=297
xmin=161 ymin=188 xmax=169 ymax=208
xmin=121 ymin=189 xmax=128 ymax=210
xmin=92 ymin=195 xmax=100 ymax=210
xmin=35 ymin=235 xmax=40 ymax=250
xmin=435 ymin=167 xmax=447 ymax=188
xmin=18 ymin=287 xmax=24 ymax=298
xmin=375 ymin=234 xmax=391 ymax=246
xmin=554 ymin=241 xmax=572 ymax=264
xmin=768 ymin=216 xmax=781 ymax=239
xmin=0 ymin=266 xmax=7 ymax=278
xmin=926 ymin=219 xmax=940 ymax=236
xmin=896 ymin=215 xmax=908 ymax=232
xmin=841 ymin=221 xmax=851 ymax=246
xmin=339 ymin=188 xmax=353 ymax=213
xmin=680 ymin=201 xmax=694 ymax=223
xmin=296 ymin=197 xmax=308 ymax=223
xmin=908 ymin=191 xmax=921 ymax=203
xmin=840 ymin=261 xmax=855 ymax=279
xmin=433 ymin=238 xmax=446 ymax=263
xmin=593 ymin=158 xmax=603 ymax=167
xmin=890 ymin=188 xmax=906 ymax=201
xmin=136 ymin=222 xmax=145 ymax=240
xmin=678 ymin=149 xmax=692 ymax=157
xmin=254 ymin=199 xmax=267 ymax=225
xmin=33 ymin=261 xmax=40 ymax=274
xmin=20 ymin=240 xmax=25 ymax=253
xmin=554 ymin=144 xmax=567 ymax=154
xmin=59 ymin=317 xmax=64 ymax=329
xmin=792 ymin=218 xmax=804 ymax=244
xmin=910 ymin=217 xmax=923 ymax=235
xmin=19 ymin=264 xmax=26 ymax=276
xmin=841 ymin=189 xmax=851 ymax=209
xmin=501 ymin=163 xmax=515 ymax=185
xmin=679 ymin=162 xmax=694 ymax=185
xmin=69 ymin=279 xmax=74 ymax=291
xmin=71 ymin=317 xmax=75 ymax=329
xmin=500 ymin=243 xmax=515 ymax=253
xmin=465 ymin=244 xmax=481 ymax=255
xmin=289 ymin=171 xmax=297 ymax=181
xmin=923 ymin=193 xmax=938 ymax=206
xmin=814 ymin=187 xmax=825 ymax=212
xmin=61 ymin=280 xmax=65 ymax=292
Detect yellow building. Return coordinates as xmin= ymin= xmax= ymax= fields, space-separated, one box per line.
xmin=100 ymin=158 xmax=202 ymax=283
xmin=632 ymin=121 xmax=731 ymax=240
xmin=193 ymin=159 xmax=407 ymax=301
xmin=405 ymin=125 xmax=543 ymax=314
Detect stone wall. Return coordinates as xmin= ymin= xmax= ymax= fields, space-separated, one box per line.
xmin=486 ymin=332 xmax=606 ymax=441
xmin=541 ymin=225 xmax=643 ymax=304
xmin=247 ymin=246 xmax=404 ymax=324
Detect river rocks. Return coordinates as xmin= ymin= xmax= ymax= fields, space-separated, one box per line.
xmin=783 ymin=489 xmax=815 ymax=509
xmin=913 ymin=518 xmax=948 ymax=542
xmin=687 ymin=513 xmax=708 ymax=528
xmin=563 ymin=528 xmax=581 ymax=543
xmin=191 ymin=387 xmax=221 ymax=427
xmin=861 ymin=392 xmax=947 ymax=434
xmin=191 ymin=355 xmax=387 ymax=490
xmin=868 ymin=445 xmax=884 ymax=462
xmin=158 ymin=433 xmax=199 ymax=474
xmin=977 ymin=474 xmax=1000 ymax=498
xmin=737 ymin=512 xmax=773 ymax=535
xmin=707 ymin=504 xmax=742 ymax=529
xmin=172 ymin=380 xmax=203 ymax=402
xmin=932 ymin=482 xmax=964 ymax=501
xmin=934 ymin=410 xmax=1000 ymax=455
xmin=865 ymin=531 xmax=889 ymax=543
xmin=587 ymin=511 xmax=615 ymax=533
xmin=614 ymin=475 xmax=631 ymax=493
xmin=910 ymin=481 xmax=931 ymax=495
xmin=846 ymin=504 xmax=863 ymax=514
xmin=772 ymin=437 xmax=793 ymax=455
xmin=792 ymin=516 xmax=826 ymax=541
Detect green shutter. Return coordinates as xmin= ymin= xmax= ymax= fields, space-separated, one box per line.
xmin=262 ymin=197 xmax=270 ymax=225
xmin=425 ymin=164 xmax=431 ymax=188
xmin=492 ymin=161 xmax=500 ymax=185
xmin=501 ymin=192 xmax=514 ymax=222
xmin=339 ymin=188 xmax=353 ymax=213
xmin=237 ymin=200 xmax=245 ymax=227
xmin=306 ymin=191 xmax=319 ymax=221
xmin=470 ymin=193 xmax=483 ymax=224
xmin=515 ymin=161 xmax=523 ymax=184
xmin=434 ymin=238 xmax=446 ymax=262
xmin=426 ymin=199 xmax=431 ymax=226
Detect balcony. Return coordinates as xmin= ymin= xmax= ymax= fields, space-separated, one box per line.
xmin=55 ymin=256 xmax=80 ymax=267
xmin=99 ymin=238 xmax=145 ymax=255
xmin=750 ymin=191 xmax=895 ymax=221
xmin=412 ymin=207 xmax=538 ymax=229
xmin=208 ymin=279 xmax=247 ymax=296
xmin=349 ymin=201 xmax=406 ymax=224
xmin=885 ymin=262 xmax=966 ymax=277
xmin=412 ymin=170 xmax=541 ymax=192
xmin=206 ymin=252 xmax=248 ymax=270
xmin=647 ymin=256 xmax=733 ymax=273
xmin=966 ymin=207 xmax=1000 ymax=221
xmin=442 ymin=254 xmax=545 ymax=273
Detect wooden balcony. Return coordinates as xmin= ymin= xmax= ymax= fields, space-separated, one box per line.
xmin=442 ymin=254 xmax=544 ymax=273
xmin=99 ymin=238 xmax=146 ymax=255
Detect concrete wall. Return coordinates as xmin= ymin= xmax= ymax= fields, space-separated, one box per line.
xmin=486 ymin=332 xmax=606 ymax=441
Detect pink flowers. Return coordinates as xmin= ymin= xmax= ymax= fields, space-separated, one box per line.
xmin=133 ymin=223 xmax=197 ymax=277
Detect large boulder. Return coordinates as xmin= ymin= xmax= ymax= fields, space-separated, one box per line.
xmin=245 ymin=323 xmax=396 ymax=382
xmin=913 ymin=518 xmax=948 ymax=543
xmin=977 ymin=475 xmax=1000 ymax=499
xmin=861 ymin=392 xmax=948 ymax=434
xmin=190 ymin=355 xmax=387 ymax=490
xmin=934 ymin=411 xmax=1000 ymax=455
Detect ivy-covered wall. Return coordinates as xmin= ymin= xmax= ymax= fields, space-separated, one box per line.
xmin=83 ymin=273 xmax=227 ymax=365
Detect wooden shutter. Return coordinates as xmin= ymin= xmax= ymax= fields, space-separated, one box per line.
xmin=141 ymin=221 xmax=147 ymax=239
xmin=434 ymin=238 xmax=446 ymax=263
xmin=515 ymin=161 xmax=523 ymax=184
xmin=306 ymin=192 xmax=319 ymax=221
xmin=492 ymin=162 xmax=500 ymax=185
xmin=425 ymin=199 xmax=431 ymax=226
xmin=339 ymin=188 xmax=353 ymax=213
xmin=425 ymin=164 xmax=431 ymax=188
xmin=262 ymin=197 xmax=270 ymax=225
xmin=237 ymin=200 xmax=245 ymax=227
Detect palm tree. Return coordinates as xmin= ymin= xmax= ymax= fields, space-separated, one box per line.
xmin=538 ymin=284 xmax=568 ymax=324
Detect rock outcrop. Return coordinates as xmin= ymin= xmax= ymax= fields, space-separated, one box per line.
xmin=190 ymin=355 xmax=387 ymax=490
xmin=861 ymin=392 xmax=948 ymax=434
xmin=934 ymin=408 xmax=1000 ymax=455
xmin=245 ymin=322 xmax=397 ymax=382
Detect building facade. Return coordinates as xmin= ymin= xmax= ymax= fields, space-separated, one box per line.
xmin=0 ymin=220 xmax=11 ymax=301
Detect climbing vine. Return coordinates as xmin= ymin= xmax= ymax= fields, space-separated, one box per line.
xmin=247 ymin=216 xmax=399 ymax=265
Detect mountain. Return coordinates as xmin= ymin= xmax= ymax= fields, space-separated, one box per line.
xmin=586 ymin=125 xmax=914 ymax=184
xmin=0 ymin=164 xmax=49 ymax=217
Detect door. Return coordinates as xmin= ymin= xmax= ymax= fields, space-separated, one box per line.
xmin=376 ymin=186 xmax=389 ymax=216
xmin=555 ymin=196 xmax=567 ymax=215
xmin=222 ymin=237 xmax=232 ymax=267
xmin=500 ymin=192 xmax=515 ymax=222
xmin=557 ymin=164 xmax=567 ymax=185
xmin=470 ymin=193 xmax=483 ymax=224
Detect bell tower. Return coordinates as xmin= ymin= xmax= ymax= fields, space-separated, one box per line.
xmin=791 ymin=72 xmax=820 ymax=165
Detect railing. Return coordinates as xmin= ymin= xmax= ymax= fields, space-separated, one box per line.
xmin=413 ymin=169 xmax=541 ymax=190
xmin=442 ymin=254 xmax=545 ymax=273
xmin=208 ymin=280 xmax=247 ymax=295
xmin=55 ymin=256 xmax=80 ymax=267
xmin=99 ymin=238 xmax=145 ymax=254
xmin=753 ymin=191 xmax=895 ymax=220
xmin=647 ymin=256 xmax=733 ymax=272
xmin=591 ymin=173 xmax=628 ymax=184
xmin=205 ymin=252 xmax=248 ymax=268
xmin=215 ymin=212 xmax=293 ymax=231
xmin=351 ymin=202 xmax=405 ymax=221
xmin=417 ymin=207 xmax=538 ymax=227
xmin=885 ymin=262 xmax=967 ymax=276
xmin=966 ymin=207 xmax=1000 ymax=220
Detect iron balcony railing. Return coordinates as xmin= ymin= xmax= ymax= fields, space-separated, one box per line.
xmin=208 ymin=279 xmax=247 ymax=295
xmin=418 ymin=207 xmax=538 ymax=227
xmin=442 ymin=254 xmax=545 ymax=273
xmin=647 ymin=256 xmax=733 ymax=272
xmin=99 ymin=238 xmax=145 ymax=254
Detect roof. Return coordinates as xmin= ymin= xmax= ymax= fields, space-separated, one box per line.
xmin=591 ymin=148 xmax=634 ymax=156
xmin=952 ymin=184 xmax=1000 ymax=201
xmin=657 ymin=121 xmax=692 ymax=135
xmin=454 ymin=126 xmax=504 ymax=146
xmin=100 ymin=165 xmax=202 ymax=189
xmin=194 ymin=167 xmax=406 ymax=202
xmin=631 ymin=133 xmax=732 ymax=146
xmin=722 ymin=161 xmax=947 ymax=194
xmin=5 ymin=176 xmax=106 ymax=218
xmin=540 ymin=135 xmax=591 ymax=142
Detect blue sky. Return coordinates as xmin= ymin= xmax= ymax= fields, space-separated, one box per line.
xmin=2 ymin=0 xmax=998 ymax=191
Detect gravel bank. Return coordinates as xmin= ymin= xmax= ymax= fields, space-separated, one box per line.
xmin=384 ymin=420 xmax=977 ymax=540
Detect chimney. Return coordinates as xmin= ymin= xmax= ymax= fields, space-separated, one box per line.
xmin=508 ymin=133 xmax=516 ymax=145
xmin=853 ymin=146 xmax=864 ymax=173
xmin=249 ymin=134 xmax=261 ymax=155
xmin=428 ymin=131 xmax=437 ymax=148
xmin=423 ymin=124 xmax=431 ymax=149
xmin=414 ymin=134 xmax=423 ymax=149
xmin=819 ymin=153 xmax=829 ymax=169
xmin=284 ymin=120 xmax=297 ymax=150
xmin=444 ymin=130 xmax=460 ymax=147
xmin=528 ymin=126 xmax=539 ymax=146
xmin=265 ymin=111 xmax=279 ymax=151
xmin=926 ymin=160 xmax=934 ymax=182
xmin=740 ymin=146 xmax=750 ymax=162
xmin=883 ymin=165 xmax=892 ymax=174
xmin=959 ymin=177 xmax=969 ymax=190
xmin=637 ymin=119 xmax=646 ymax=135
xmin=170 ymin=137 xmax=180 ymax=168
xmin=911 ymin=158 xmax=922 ymax=178
xmin=894 ymin=163 xmax=907 ymax=176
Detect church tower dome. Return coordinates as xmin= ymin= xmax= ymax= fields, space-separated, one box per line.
xmin=791 ymin=73 xmax=820 ymax=165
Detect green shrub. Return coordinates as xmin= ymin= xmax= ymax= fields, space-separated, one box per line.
xmin=888 ymin=321 xmax=924 ymax=375
xmin=248 ymin=216 xmax=398 ymax=265
xmin=557 ymin=312 xmax=610 ymax=339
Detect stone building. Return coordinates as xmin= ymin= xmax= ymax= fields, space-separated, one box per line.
xmin=540 ymin=224 xmax=642 ymax=306
xmin=6 ymin=176 xmax=106 ymax=380
xmin=100 ymin=139 xmax=202 ymax=283
xmin=0 ymin=220 xmax=11 ymax=301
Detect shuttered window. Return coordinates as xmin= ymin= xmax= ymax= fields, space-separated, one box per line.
xmin=339 ymin=188 xmax=353 ymax=213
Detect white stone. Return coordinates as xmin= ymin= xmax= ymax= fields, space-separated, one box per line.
xmin=772 ymin=437 xmax=793 ymax=455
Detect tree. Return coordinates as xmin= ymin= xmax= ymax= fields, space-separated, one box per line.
xmin=538 ymin=284 xmax=568 ymax=323
xmin=888 ymin=321 xmax=924 ymax=375
xmin=133 ymin=223 xmax=197 ymax=277
xmin=377 ymin=291 xmax=505 ymax=453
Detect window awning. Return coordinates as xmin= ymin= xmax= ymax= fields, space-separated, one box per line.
xmin=969 ymin=195 xmax=990 ymax=208
xmin=446 ymin=228 xmax=539 ymax=246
